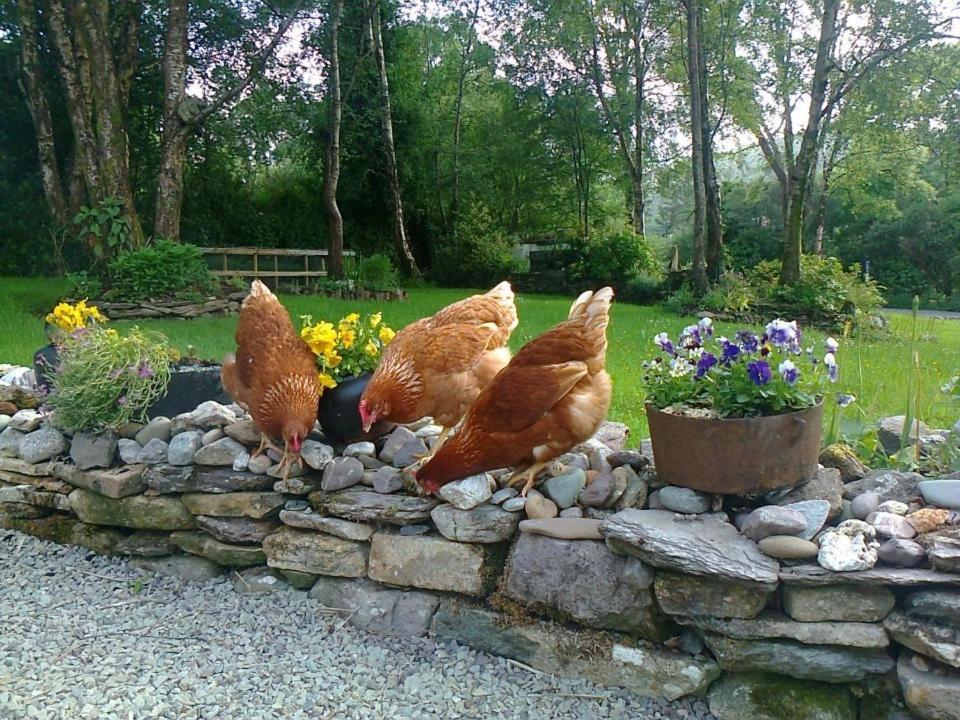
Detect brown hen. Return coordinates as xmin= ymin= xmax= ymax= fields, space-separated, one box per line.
xmin=416 ymin=287 xmax=614 ymax=496
xmin=358 ymin=281 xmax=518 ymax=454
xmin=221 ymin=280 xmax=319 ymax=478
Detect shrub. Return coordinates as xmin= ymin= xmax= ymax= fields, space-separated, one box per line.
xmin=568 ymin=229 xmax=658 ymax=289
xmin=74 ymin=197 xmax=134 ymax=260
xmin=65 ymin=272 xmax=103 ymax=301
xmin=48 ymin=326 xmax=173 ymax=432
xmin=431 ymin=204 xmax=524 ymax=286
xmin=356 ymin=254 xmax=401 ymax=291
xmin=108 ymin=239 xmax=217 ymax=302
xmin=619 ymin=274 xmax=666 ymax=305
xmin=662 ymin=285 xmax=697 ymax=315
xmin=699 ymin=272 xmax=757 ymax=314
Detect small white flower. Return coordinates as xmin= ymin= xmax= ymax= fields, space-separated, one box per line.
xmin=825 ymin=337 xmax=839 ymax=353
xmin=669 ymin=356 xmax=695 ymax=377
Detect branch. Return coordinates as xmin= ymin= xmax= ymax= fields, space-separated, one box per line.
xmin=191 ymin=0 xmax=305 ymax=127
xmin=755 ymin=121 xmax=787 ymax=190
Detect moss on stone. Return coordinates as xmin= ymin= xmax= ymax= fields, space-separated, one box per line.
xmin=709 ymin=672 xmax=857 ymax=720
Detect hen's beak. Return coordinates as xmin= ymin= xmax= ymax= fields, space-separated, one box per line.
xmin=289 ymin=433 xmax=302 ymax=454
xmin=359 ymin=401 xmax=375 ymax=433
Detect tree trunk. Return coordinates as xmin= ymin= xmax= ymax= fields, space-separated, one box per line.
xmin=779 ymin=0 xmax=840 ymax=285
xmin=18 ymin=0 xmax=69 ymax=227
xmin=697 ymin=4 xmax=723 ymax=282
xmin=369 ymin=0 xmax=420 ymax=277
xmin=154 ymin=0 xmax=189 ymax=241
xmin=322 ymin=0 xmax=345 ymax=277
xmin=450 ymin=0 xmax=481 ymax=225
xmin=685 ymin=0 xmax=709 ymax=295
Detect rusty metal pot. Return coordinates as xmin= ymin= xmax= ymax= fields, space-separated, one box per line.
xmin=645 ymin=401 xmax=824 ymax=495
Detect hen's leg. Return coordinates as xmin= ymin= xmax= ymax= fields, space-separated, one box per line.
xmin=275 ymin=438 xmax=304 ymax=482
xmin=413 ymin=426 xmax=452 ymax=462
xmin=252 ymin=433 xmax=282 ymax=459
xmin=509 ymin=462 xmax=549 ymax=497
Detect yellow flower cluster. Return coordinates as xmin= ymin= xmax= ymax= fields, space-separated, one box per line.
xmin=46 ymin=300 xmax=107 ymax=333
xmin=299 ymin=310 xmax=396 ymax=391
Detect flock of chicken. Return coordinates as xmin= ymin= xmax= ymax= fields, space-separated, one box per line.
xmin=221 ymin=280 xmax=614 ymax=497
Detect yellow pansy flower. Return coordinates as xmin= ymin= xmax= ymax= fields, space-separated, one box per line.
xmin=301 ymin=321 xmax=337 ymax=356
xmin=338 ymin=328 xmax=356 ymax=349
xmin=364 ymin=340 xmax=379 ymax=358
xmin=323 ymin=350 xmax=342 ymax=368
xmin=318 ymin=372 xmax=338 ymax=390
xmin=378 ymin=326 xmax=396 ymax=344
xmin=369 ymin=312 xmax=382 ymax=328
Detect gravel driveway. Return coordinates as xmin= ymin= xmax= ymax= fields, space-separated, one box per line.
xmin=0 ymin=531 xmax=715 ymax=720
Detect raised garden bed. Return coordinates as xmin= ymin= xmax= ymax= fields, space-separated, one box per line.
xmin=95 ymin=293 xmax=246 ymax=320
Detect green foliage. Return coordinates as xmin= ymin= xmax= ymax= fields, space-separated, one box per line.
xmin=619 ymin=274 xmax=666 ymax=305
xmin=568 ymin=229 xmax=659 ymax=289
xmin=108 ymin=240 xmax=217 ymax=302
xmin=73 ymin=198 xmax=133 ymax=260
xmin=66 ymin=271 xmax=103 ymax=300
xmin=431 ymin=205 xmax=525 ymax=287
xmin=355 ymin=254 xmax=401 ymax=291
xmin=662 ymin=285 xmax=697 ymax=315
xmin=48 ymin=326 xmax=173 ymax=432
xmin=699 ymin=272 xmax=757 ymax=313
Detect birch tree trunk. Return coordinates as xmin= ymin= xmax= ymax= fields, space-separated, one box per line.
xmin=450 ymin=0 xmax=481 ymax=224
xmin=685 ymin=0 xmax=709 ymax=295
xmin=322 ymin=0 xmax=345 ymax=277
xmin=369 ymin=0 xmax=421 ymax=277
xmin=697 ymin=5 xmax=723 ymax=282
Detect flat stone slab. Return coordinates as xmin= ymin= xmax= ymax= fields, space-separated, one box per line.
xmin=430 ymin=601 xmax=719 ymax=701
xmin=170 ymin=531 xmax=266 ymax=568
xmin=653 ymin=570 xmax=774 ymax=620
xmin=50 ymin=462 xmax=146 ymax=499
xmin=194 ymin=515 xmax=279 ymax=544
xmin=0 ymin=457 xmax=51 ymax=477
xmin=885 ymin=612 xmax=960 ymax=669
xmin=782 ymin=584 xmax=895 ymax=623
xmin=905 ymin=590 xmax=960 ymax=627
xmin=431 ymin=503 xmax=520 ymax=543
xmin=132 ymin=555 xmax=225 ymax=583
xmin=701 ymin=633 xmax=894 ymax=683
xmin=779 ymin=564 xmax=960 ymax=586
xmin=181 ymin=492 xmax=284 ymax=519
xmin=601 ymin=509 xmax=780 ymax=585
xmin=708 ymin=672 xmax=857 ymax=720
xmin=308 ymin=576 xmax=439 ymax=637
xmin=0 ymin=484 xmax=71 ymax=512
xmin=263 ymin=526 xmax=368 ymax=577
xmin=69 ymin=488 xmax=195 ymax=530
xmin=278 ymin=510 xmax=373 ymax=541
xmin=898 ymin=652 xmax=960 ymax=720
xmin=310 ymin=487 xmax=438 ymax=526
xmin=680 ymin=611 xmax=889 ymax=648
xmin=368 ymin=532 xmax=501 ymax=596
xmin=142 ymin=465 xmax=276 ymax=493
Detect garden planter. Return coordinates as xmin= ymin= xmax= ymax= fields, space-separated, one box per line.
xmin=33 ymin=343 xmax=59 ymax=392
xmin=147 ymin=364 xmax=231 ymax=419
xmin=645 ymin=401 xmax=824 ymax=495
xmin=318 ymin=373 xmax=394 ymax=445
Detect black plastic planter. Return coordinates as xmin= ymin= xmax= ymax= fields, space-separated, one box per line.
xmin=147 ymin=364 xmax=232 ymax=418
xmin=318 ymin=372 xmax=395 ymax=445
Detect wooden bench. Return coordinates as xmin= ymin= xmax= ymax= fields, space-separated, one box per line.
xmin=200 ymin=247 xmax=356 ymax=289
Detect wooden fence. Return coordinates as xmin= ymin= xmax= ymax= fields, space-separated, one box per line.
xmin=200 ymin=247 xmax=355 ymax=285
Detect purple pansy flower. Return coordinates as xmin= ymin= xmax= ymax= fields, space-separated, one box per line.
xmin=747 ymin=360 xmax=772 ymax=386
xmin=765 ymin=319 xmax=799 ymax=349
xmin=680 ymin=325 xmax=702 ymax=349
xmin=824 ymin=352 xmax=838 ymax=382
xmin=718 ymin=337 xmax=741 ymax=366
xmin=824 ymin=337 xmax=839 ymax=353
xmin=837 ymin=393 xmax=856 ymax=407
xmin=736 ymin=330 xmax=759 ymax=354
xmin=697 ymin=317 xmax=714 ymax=337
xmin=696 ymin=351 xmax=718 ymax=378
xmin=778 ymin=359 xmax=798 ymax=386
xmin=654 ymin=332 xmax=675 ymax=356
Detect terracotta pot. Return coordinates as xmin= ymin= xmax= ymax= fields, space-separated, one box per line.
xmin=318 ymin=372 xmax=394 ymax=445
xmin=645 ymin=401 xmax=824 ymax=495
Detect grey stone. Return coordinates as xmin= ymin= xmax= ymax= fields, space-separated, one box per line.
xmin=69 ymin=431 xmax=118 ymax=469
xmin=615 ymin=466 xmax=648 ymax=511
xmin=170 ymin=531 xmax=266 ymax=567
xmin=501 ymin=496 xmax=526 ymax=512
xmin=201 ymin=428 xmax=224 ymax=445
xmin=167 ymin=430 xmax=203 ymax=466
xmin=311 ymin=487 xmax=438 ymax=526
xmin=658 ymin=486 xmax=712 ymax=514
xmin=278 ymin=510 xmax=373 ymax=541
xmin=872 ymin=511 xmax=917 ymax=539
xmin=431 ymin=601 xmax=719 ymax=701
xmin=758 ymin=535 xmax=820 ymax=559
xmin=878 ymin=415 xmax=931 ymax=455
xmin=776 ymin=467 xmax=843 ymax=519
xmin=0 ymin=427 xmax=25 ymax=457
xmin=194 ymin=437 xmax=247 ymax=466
xmin=437 ymin=474 xmax=492 ymax=510
xmin=114 ymin=531 xmax=176 ymax=557
xmin=852 ymin=491 xmax=880 ymax=520
xmin=368 ymin=532 xmax=502 ymax=596
xmin=135 ymin=417 xmax=171 ymax=446
xmin=898 ymin=652 xmax=960 ymax=720
xmin=181 ymin=492 xmax=284 ymax=519
xmin=593 ymin=420 xmax=630 ymax=450
xmin=137 ymin=438 xmax=169 ymax=465
xmin=780 ymin=565 xmax=960 ymax=587
xmin=654 ymin=571 xmax=773 ymax=619
xmin=223 ymin=419 xmax=262 ymax=446
xmin=560 ymin=506 xmax=583 ymax=518
xmin=607 ymin=450 xmax=649 ymax=471
xmin=885 ymin=612 xmax=960 ymax=668
xmin=371 ymin=465 xmax=403 ymax=494
xmin=309 ymin=576 xmax=439 ymax=636
xmin=684 ymin=611 xmax=889 ymax=648
xmin=118 ymin=438 xmax=142 ymax=464
xmin=343 ymin=441 xmax=376 ymax=458
xmin=0 ymin=415 xmax=9 ymax=432
xmin=0 ymin=484 xmax=70 ymax=511
xmin=574 ymin=438 xmax=612 ymax=472
xmin=905 ymin=590 xmax=960 ymax=627
xmin=133 ymin=555 xmax=224 ymax=583
xmin=780 ymin=499 xmax=831 ymax=540
xmin=647 ymin=488 xmax=663 ymax=509
xmin=142 ymin=465 xmax=274 ymax=494
xmin=701 ymin=632 xmax=894 ymax=683
xmin=18 ymin=427 xmax=68 ymax=464
xmin=195 ymin=515 xmax=279 ymax=544
xmin=399 ymin=524 xmax=431 ymax=536
xmin=169 ymin=413 xmax=194 ymax=435
xmin=8 ymin=409 xmax=42 ymax=432
xmin=741 ymin=506 xmax=808 ymax=541
xmin=490 ymin=487 xmax=518 ymax=505
xmin=878 ymin=500 xmax=909 ymax=515
xmin=782 ymin=584 xmax=895 ymax=622
xmin=262 ymin=526 xmax=368 ymax=576
xmin=519 ymin=518 xmax=602 ymax=540
xmin=523 ymin=489 xmax=557 ymax=519
xmin=843 ymin=469 xmax=924 ymax=504
xmin=542 ymin=469 xmax=586 ymax=509
xmin=188 ymin=401 xmax=237 ymax=427
xmin=391 ymin=437 xmax=428 ymax=468
xmin=601 ymin=509 xmax=780 ymax=585
xmin=379 ymin=426 xmax=417 ymax=464
xmin=504 ymin=534 xmax=668 ymax=639
xmin=232 ymin=451 xmax=250 ymax=472
xmin=878 ymin=538 xmax=926 ymax=567
xmin=431 ymin=503 xmax=520 ymax=543
xmin=50 ymin=462 xmax=146 ymax=498
xmin=246 ymin=454 xmax=271 ymax=475
xmin=232 ymin=567 xmax=292 ymax=594
xmin=579 ymin=470 xmax=627 ymax=509
xmin=923 ymin=528 xmax=960 ymax=573
xmin=321 ymin=456 xmax=364 ymax=492
xmin=280 ymin=569 xmax=319 ymax=590
xmin=555 ymin=451 xmax=590 ymax=471
xmin=69 ymin=488 xmax=195 ymax=530
xmin=708 ymin=672 xmax=857 ymax=720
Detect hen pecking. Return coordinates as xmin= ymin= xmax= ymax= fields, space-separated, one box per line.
xmin=416 ymin=287 xmax=614 ymax=496
xmin=221 ymin=280 xmax=319 ymax=478
xmin=358 ymin=281 xmax=518 ymax=455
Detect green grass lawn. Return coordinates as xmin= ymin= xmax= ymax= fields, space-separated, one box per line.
xmin=2 ymin=276 xmax=957 ymax=438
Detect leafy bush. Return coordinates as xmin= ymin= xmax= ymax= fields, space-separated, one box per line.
xmin=698 ymin=272 xmax=757 ymax=314
xmin=108 ymin=239 xmax=217 ymax=302
xmin=66 ymin=271 xmax=103 ymax=300
xmin=662 ymin=285 xmax=697 ymax=315
xmin=356 ymin=254 xmax=401 ymax=291
xmin=431 ymin=204 xmax=525 ymax=286
xmin=74 ymin=197 xmax=134 ymax=260
xmin=568 ymin=229 xmax=658 ymax=289
xmin=48 ymin=327 xmax=173 ymax=432
xmin=619 ymin=274 xmax=666 ymax=305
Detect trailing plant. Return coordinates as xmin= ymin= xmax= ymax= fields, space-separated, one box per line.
xmin=48 ymin=326 xmax=173 ymax=432
xmin=108 ymin=239 xmax=217 ymax=302
xmin=74 ymin=197 xmax=134 ymax=260
xmin=299 ymin=311 xmax=397 ymax=390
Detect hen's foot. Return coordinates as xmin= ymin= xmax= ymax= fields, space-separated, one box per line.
xmin=412 ymin=426 xmax=453 ymax=462
xmin=275 ymin=439 xmax=304 ymax=482
xmin=252 ymin=434 xmax=282 ymax=459
xmin=509 ymin=462 xmax=549 ymax=497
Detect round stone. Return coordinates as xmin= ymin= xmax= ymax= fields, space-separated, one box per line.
xmin=524 ymin=490 xmax=558 ymax=520
xmin=851 ymin=491 xmax=879 ymax=520
xmin=758 ymin=535 xmax=819 ymax=559
xmin=658 ymin=486 xmax=712 ymax=514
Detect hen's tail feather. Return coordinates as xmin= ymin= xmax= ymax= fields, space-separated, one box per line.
xmin=572 ymin=286 xmax=614 ymax=345
xmin=485 ymin=281 xmax=519 ymax=335
xmin=243 ymin=279 xmax=275 ymax=307
xmin=568 ymin=290 xmax=595 ymax=319
xmin=221 ymin=353 xmax=249 ymax=409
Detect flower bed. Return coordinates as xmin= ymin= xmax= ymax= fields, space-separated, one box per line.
xmin=1 ymin=375 xmax=959 ymax=718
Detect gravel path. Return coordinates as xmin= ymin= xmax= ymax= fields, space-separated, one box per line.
xmin=1 ymin=531 xmax=716 ymax=720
